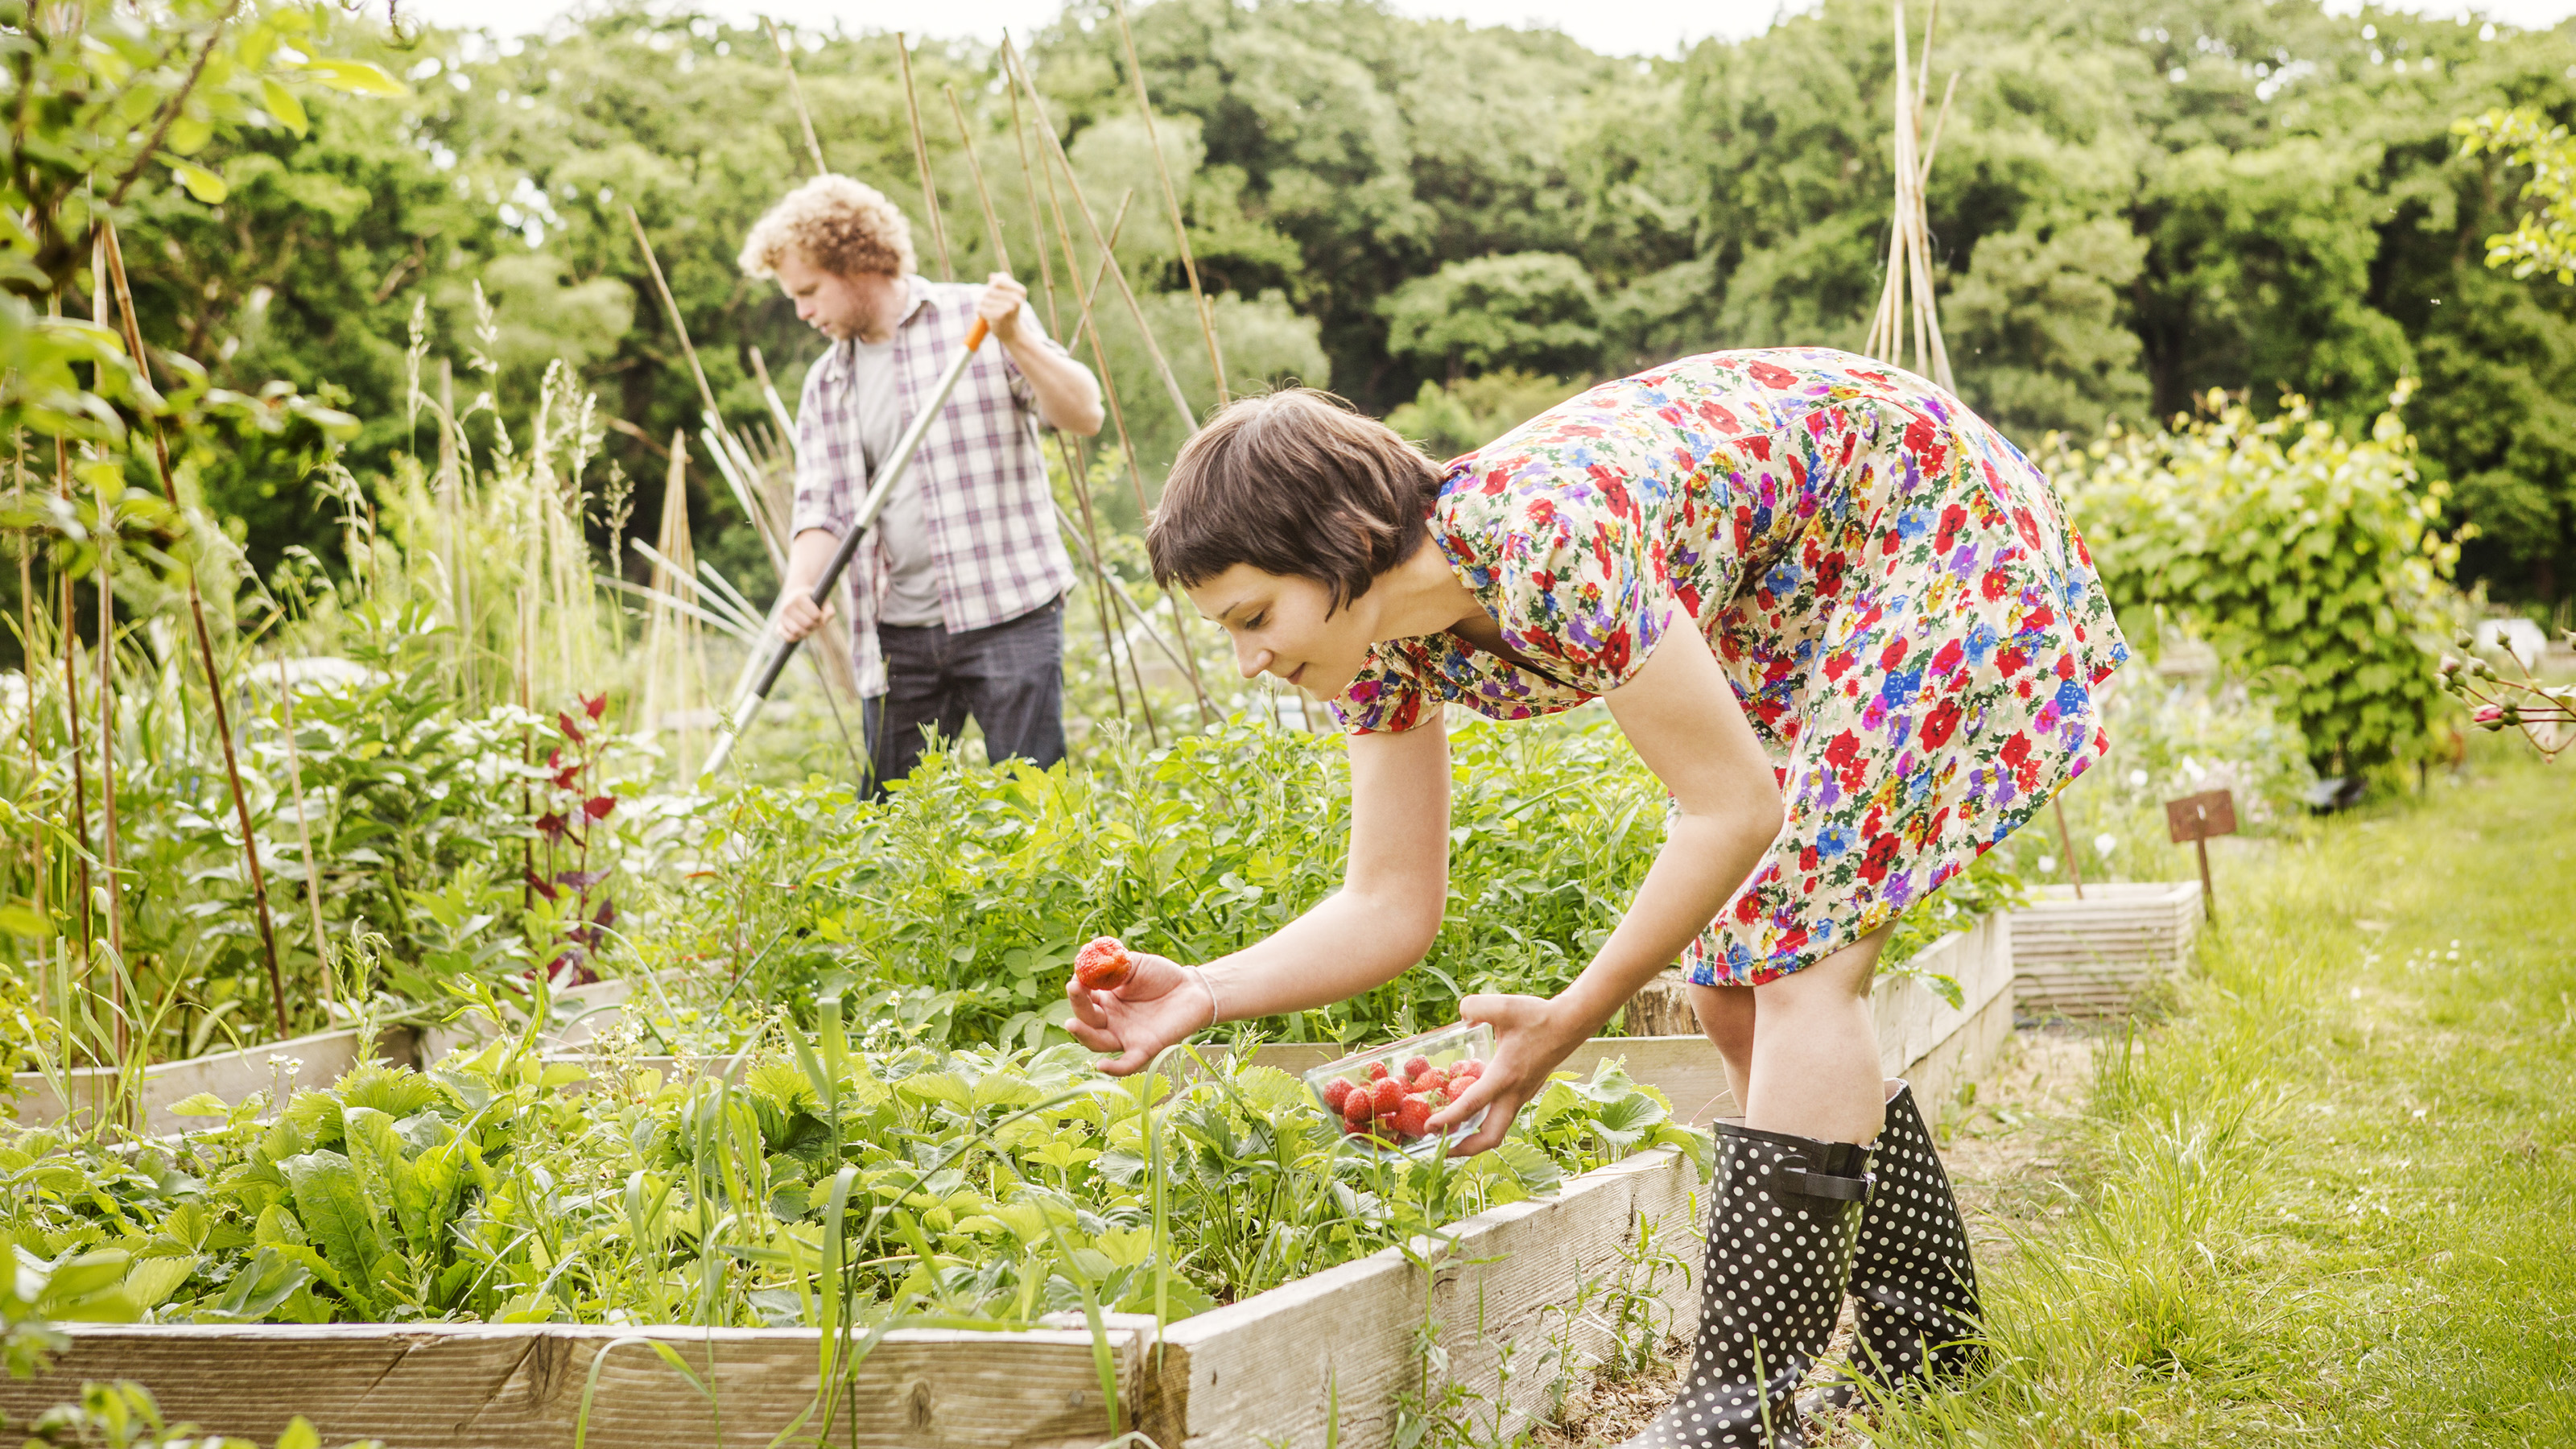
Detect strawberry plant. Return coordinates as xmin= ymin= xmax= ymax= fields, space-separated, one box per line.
xmin=0 ymin=999 xmax=1704 ymax=1332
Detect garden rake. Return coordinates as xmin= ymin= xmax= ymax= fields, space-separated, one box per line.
xmin=697 ymin=316 xmax=990 ymax=780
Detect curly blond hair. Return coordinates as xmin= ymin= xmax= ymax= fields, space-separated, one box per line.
xmin=737 ymin=174 xmax=918 ymax=280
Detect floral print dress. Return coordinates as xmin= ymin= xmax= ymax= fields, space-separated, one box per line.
xmin=1329 ymin=348 xmax=2130 ymax=985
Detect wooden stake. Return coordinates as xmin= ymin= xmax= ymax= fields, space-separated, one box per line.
xmin=1003 ymin=61 xmax=1062 ymax=337
xmin=52 ymin=419 xmax=93 ymax=989
xmin=2051 ymin=796 xmax=2085 ymax=900
xmin=939 ymin=87 xmax=1140 ymax=733
xmin=763 ymin=16 xmax=828 ymax=176
xmin=624 ymin=206 xmax=722 ymax=418
xmin=896 ymin=35 xmax=954 ymax=281
xmin=101 ymin=222 xmax=287 ymax=1039
xmin=274 ymin=658 xmax=332 ymax=997
xmin=92 ymin=398 xmax=125 ymax=1066
xmin=1006 ymin=35 xmax=1217 ymax=722
xmin=944 ymin=84 xmax=1013 ymax=274
xmin=1110 ymin=0 xmax=1228 ymax=402
xmin=1004 ymin=36 xmax=1198 ymax=435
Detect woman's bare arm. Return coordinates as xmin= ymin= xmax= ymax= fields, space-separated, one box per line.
xmin=1067 ymin=714 xmax=1453 ymax=1074
xmin=1441 ymin=617 xmax=1784 ymax=1151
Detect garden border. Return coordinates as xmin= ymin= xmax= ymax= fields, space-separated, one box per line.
xmin=2008 ymin=881 xmax=2200 ymax=1017
xmin=7 ymin=1025 xmax=416 ymax=1137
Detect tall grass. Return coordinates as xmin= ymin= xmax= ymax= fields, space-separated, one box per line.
xmin=1868 ymin=745 xmax=2576 ymax=1447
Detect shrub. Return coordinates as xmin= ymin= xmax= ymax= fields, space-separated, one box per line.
xmin=2044 ymin=387 xmax=2461 ymax=776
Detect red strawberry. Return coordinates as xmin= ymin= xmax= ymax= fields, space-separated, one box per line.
xmin=1323 ymin=1077 xmax=1357 ymax=1112
xmin=1393 ymin=1095 xmax=1434 ymax=1140
xmin=1371 ymin=1077 xmax=1406 ymax=1117
xmin=1402 ymin=1055 xmax=1432 ymax=1081
xmin=1344 ymin=1088 xmax=1373 ymax=1124
xmin=1365 ymin=1061 xmax=1390 ymax=1082
xmin=1073 ymin=937 xmax=1133 ymax=992
xmin=1414 ymin=1068 xmax=1449 ymax=1094
xmin=1452 ymin=1059 xmax=1484 ymax=1080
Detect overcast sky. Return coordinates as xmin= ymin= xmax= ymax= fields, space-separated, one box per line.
xmin=389 ymin=0 xmax=2576 ymax=60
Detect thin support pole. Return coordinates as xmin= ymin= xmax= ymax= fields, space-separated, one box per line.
xmin=2195 ymin=836 xmax=2215 ymax=923
xmin=625 ymin=206 xmax=723 ymax=418
xmin=275 ymin=658 xmax=332 ymax=998
xmin=100 ymin=222 xmax=288 ymax=1038
xmin=53 ymin=422 xmax=93 ymax=993
xmin=944 ymin=84 xmax=1013 ymax=273
xmin=1003 ymin=62 xmax=1061 ymax=336
xmin=1005 ymin=35 xmax=1197 ymax=434
xmin=764 ymin=16 xmax=828 ymax=176
xmin=1111 ymin=0 xmax=1228 ymax=401
xmin=896 ymin=35 xmax=954 ymax=280
xmin=1049 ymin=427 xmax=1137 ymax=732
xmin=92 ymin=413 xmax=124 ymax=1066
xmin=2052 ymin=796 xmax=2086 ymax=900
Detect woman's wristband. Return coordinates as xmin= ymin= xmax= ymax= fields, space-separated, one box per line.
xmin=1190 ymin=965 xmax=1223 ymax=1030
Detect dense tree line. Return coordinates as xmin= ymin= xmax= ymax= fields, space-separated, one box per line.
xmin=91 ymin=0 xmax=2576 ymax=605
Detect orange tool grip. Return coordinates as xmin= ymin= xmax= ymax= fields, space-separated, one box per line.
xmin=966 ymin=316 xmax=991 ymax=349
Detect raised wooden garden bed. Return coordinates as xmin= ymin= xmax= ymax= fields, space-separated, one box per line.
xmin=1615 ymin=917 xmax=2016 ymax=1120
xmin=0 ymin=1148 xmax=1704 ymax=1449
xmin=7 ymin=1025 xmax=415 ymax=1136
xmin=2008 ymin=881 xmax=2202 ymax=1017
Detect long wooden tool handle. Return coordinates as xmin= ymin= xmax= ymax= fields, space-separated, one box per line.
xmin=701 ymin=316 xmax=991 ymax=778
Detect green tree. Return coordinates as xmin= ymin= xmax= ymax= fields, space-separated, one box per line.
xmin=1381 ymin=252 xmax=1600 ymax=380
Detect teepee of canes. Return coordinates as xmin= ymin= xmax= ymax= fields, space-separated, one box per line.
xmin=1863 ymin=0 xmax=1959 ymax=394
xmin=639 ymin=433 xmax=716 ymax=779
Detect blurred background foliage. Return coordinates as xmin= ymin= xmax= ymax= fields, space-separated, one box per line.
xmin=11 ymin=0 xmax=2571 ymax=646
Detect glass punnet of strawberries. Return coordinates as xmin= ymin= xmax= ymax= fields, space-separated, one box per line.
xmin=1303 ymin=1022 xmax=1493 ymax=1158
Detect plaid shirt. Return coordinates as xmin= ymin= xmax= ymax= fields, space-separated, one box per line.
xmin=791 ymin=276 xmax=1078 ymax=696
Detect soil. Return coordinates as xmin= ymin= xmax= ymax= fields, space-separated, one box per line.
xmin=1532 ymin=1024 xmax=2097 ymax=1447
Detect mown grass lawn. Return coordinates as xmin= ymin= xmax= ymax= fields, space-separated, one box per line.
xmin=1877 ymin=749 xmax=2576 ymax=1447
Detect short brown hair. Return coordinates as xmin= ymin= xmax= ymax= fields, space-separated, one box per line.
xmin=1147 ymin=389 xmax=1446 ymax=613
xmin=737 ymin=174 xmax=918 ymax=280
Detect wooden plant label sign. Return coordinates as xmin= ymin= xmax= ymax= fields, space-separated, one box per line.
xmin=2165 ymin=789 xmax=2238 ymax=843
xmin=2164 ymin=787 xmax=2236 ymax=920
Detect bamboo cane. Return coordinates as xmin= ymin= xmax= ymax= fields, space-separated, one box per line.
xmin=945 ymin=84 xmax=1013 ymax=274
xmin=94 ymin=444 xmax=123 ymax=1066
xmin=896 ymin=35 xmax=954 ymax=281
xmin=10 ymin=434 xmax=40 ymax=1026
xmin=1048 ymin=426 xmax=1136 ymax=733
xmin=763 ymin=15 xmax=828 ymax=176
xmin=273 ymin=657 xmax=331 ymax=997
xmin=1110 ymin=0 xmax=1228 ymax=402
xmin=89 ymin=234 xmax=126 ymax=1065
xmin=1003 ymin=68 xmax=1062 ymax=336
xmin=52 ymin=419 xmax=92 ymax=994
xmin=1006 ymin=35 xmax=1217 ymax=721
xmin=1004 ymin=35 xmax=1198 ymax=435
xmin=101 ymin=222 xmax=288 ymax=1040
xmin=625 ymin=206 xmax=723 ymax=418
xmin=941 ymin=72 xmax=1141 ymax=733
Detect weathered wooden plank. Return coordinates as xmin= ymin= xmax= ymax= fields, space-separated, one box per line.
xmin=2010 ymin=881 xmax=2199 ymax=1015
xmin=9 ymin=1027 xmax=416 ymax=1136
xmin=0 ymin=1322 xmax=1141 ymax=1449
xmin=1157 ymin=1147 xmax=1706 ymax=1449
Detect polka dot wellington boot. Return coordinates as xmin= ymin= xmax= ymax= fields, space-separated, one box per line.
xmin=1616 ymin=1120 xmax=1872 ymax=1449
xmin=1803 ymin=1080 xmax=1986 ymax=1414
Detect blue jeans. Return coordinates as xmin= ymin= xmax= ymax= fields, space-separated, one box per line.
xmin=863 ymin=597 xmax=1066 ymax=791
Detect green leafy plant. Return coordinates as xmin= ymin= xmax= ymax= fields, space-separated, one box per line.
xmin=2047 ymin=387 xmax=2461 ymax=778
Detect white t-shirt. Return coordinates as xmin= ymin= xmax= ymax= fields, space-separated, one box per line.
xmin=845 ymin=338 xmax=943 ymax=628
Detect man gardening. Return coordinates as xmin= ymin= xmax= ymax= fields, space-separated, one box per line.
xmin=739 ymin=174 xmax=1105 ymax=786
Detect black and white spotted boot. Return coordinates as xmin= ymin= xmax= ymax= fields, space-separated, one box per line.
xmin=1805 ymin=1080 xmax=1985 ymax=1414
xmin=1617 ymin=1121 xmax=1872 ymax=1448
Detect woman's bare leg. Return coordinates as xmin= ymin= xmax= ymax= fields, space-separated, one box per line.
xmin=1687 ymin=981 xmax=1757 ymax=1110
xmin=1741 ymin=923 xmax=1893 ymax=1144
